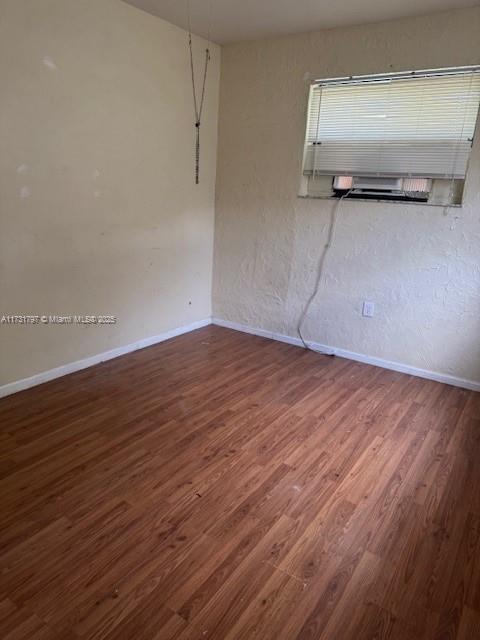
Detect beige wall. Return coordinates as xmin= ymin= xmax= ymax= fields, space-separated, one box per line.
xmin=213 ymin=7 xmax=480 ymax=385
xmin=2 ymin=3 xmax=479 ymax=390
xmin=0 ymin=0 xmax=220 ymax=386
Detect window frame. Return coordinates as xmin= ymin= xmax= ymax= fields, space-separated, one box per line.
xmin=299 ymin=65 xmax=480 ymax=207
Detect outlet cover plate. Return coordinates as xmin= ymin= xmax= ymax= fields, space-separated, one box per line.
xmin=363 ymin=301 xmax=375 ymax=317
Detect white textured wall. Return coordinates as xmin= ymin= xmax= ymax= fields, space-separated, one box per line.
xmin=213 ymin=7 xmax=480 ymax=385
xmin=0 ymin=0 xmax=220 ymax=386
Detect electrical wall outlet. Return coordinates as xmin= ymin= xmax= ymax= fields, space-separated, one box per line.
xmin=362 ymin=301 xmax=375 ymax=317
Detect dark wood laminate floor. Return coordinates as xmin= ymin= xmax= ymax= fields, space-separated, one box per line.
xmin=1 ymin=325 xmax=479 ymax=640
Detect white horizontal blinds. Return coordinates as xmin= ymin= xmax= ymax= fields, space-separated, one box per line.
xmin=303 ymin=70 xmax=480 ymax=178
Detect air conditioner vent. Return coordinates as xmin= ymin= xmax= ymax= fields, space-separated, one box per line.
xmin=353 ymin=177 xmax=403 ymax=191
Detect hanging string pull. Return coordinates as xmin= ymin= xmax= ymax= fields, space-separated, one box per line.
xmin=187 ymin=0 xmax=211 ymax=184
xmin=195 ymin=122 xmax=200 ymax=184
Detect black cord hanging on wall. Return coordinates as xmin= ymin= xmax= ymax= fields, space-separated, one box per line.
xmin=187 ymin=1 xmax=211 ymax=184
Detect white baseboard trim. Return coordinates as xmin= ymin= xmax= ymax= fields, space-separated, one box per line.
xmin=212 ymin=317 xmax=480 ymax=392
xmin=3 ymin=315 xmax=478 ymax=398
xmin=0 ymin=317 xmax=212 ymax=399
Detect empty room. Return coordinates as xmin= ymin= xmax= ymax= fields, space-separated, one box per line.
xmin=1 ymin=0 xmax=480 ymax=638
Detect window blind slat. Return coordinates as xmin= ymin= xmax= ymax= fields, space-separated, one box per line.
xmin=303 ymin=71 xmax=480 ymax=179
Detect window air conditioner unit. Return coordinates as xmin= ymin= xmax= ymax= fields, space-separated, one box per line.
xmin=333 ymin=176 xmax=431 ymax=200
xmin=333 ymin=175 xmax=403 ymax=193
xmin=351 ymin=176 xmax=403 ymax=192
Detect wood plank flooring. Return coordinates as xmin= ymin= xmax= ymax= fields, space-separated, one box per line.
xmin=1 ymin=325 xmax=479 ymax=639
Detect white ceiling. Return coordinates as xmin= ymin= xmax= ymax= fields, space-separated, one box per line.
xmin=123 ymin=0 xmax=477 ymax=44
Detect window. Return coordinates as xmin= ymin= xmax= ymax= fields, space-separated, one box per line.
xmin=300 ymin=67 xmax=480 ymax=205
